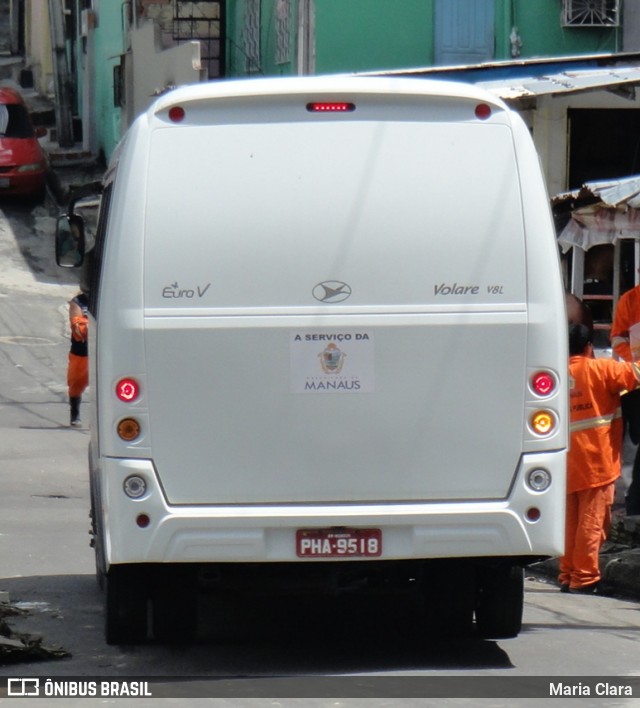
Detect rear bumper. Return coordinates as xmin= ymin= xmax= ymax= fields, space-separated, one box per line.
xmin=99 ymin=452 xmax=566 ymax=566
xmin=0 ymin=170 xmax=47 ymax=197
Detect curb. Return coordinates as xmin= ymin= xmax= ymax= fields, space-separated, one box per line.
xmin=530 ymin=517 xmax=640 ymax=602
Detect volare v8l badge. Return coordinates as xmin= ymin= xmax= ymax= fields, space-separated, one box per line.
xmin=312 ymin=281 xmax=352 ymax=303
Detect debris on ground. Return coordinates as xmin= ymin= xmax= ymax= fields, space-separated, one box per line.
xmin=0 ymin=600 xmax=70 ymax=663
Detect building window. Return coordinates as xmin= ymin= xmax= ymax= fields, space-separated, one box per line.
xmin=562 ymin=0 xmax=620 ymax=27
xmin=243 ymin=0 xmax=261 ymax=73
xmin=275 ymin=0 xmax=290 ymax=64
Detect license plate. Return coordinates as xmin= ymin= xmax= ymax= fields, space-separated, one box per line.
xmin=296 ymin=528 xmax=382 ymax=558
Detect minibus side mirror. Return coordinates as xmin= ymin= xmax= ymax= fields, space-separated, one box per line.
xmin=55 ymin=214 xmax=85 ymax=268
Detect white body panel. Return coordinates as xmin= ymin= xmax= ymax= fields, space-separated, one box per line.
xmin=88 ymin=77 xmax=568 ymax=568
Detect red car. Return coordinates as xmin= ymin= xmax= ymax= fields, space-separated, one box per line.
xmin=0 ymin=86 xmax=49 ymax=201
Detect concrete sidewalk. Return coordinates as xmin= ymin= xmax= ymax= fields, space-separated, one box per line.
xmin=531 ymin=439 xmax=640 ymax=601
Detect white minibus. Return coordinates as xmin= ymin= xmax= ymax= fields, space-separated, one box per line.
xmin=57 ymin=76 xmax=568 ymax=644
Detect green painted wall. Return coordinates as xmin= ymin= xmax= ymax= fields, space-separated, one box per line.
xmin=225 ymin=0 xmax=621 ymax=79
xmin=91 ymin=3 xmax=125 ymax=160
xmin=499 ymin=1 xmax=620 ymax=59
xmin=315 ymin=0 xmax=434 ymax=74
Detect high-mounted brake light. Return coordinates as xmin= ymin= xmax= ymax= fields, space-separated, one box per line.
xmin=116 ymin=378 xmax=140 ymax=403
xmin=531 ymin=371 xmax=556 ymax=397
xmin=168 ymin=106 xmax=185 ymax=123
xmin=475 ymin=103 xmax=492 ymax=120
xmin=307 ymin=102 xmax=356 ymax=113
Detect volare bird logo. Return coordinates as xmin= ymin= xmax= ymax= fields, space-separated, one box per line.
xmin=312 ymin=281 xmax=352 ymax=303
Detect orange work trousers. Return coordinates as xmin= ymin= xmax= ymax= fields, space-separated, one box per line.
xmin=558 ymin=482 xmax=615 ymax=590
xmin=67 ymin=353 xmax=88 ymax=398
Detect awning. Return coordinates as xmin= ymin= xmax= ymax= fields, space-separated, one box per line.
xmin=477 ymin=65 xmax=640 ymax=101
xmin=554 ymin=174 xmax=640 ymax=251
xmin=363 ymin=52 xmax=640 ymax=103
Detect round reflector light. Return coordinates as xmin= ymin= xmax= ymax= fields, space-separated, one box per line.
xmin=168 ymin=106 xmax=185 ymax=123
xmin=116 ymin=378 xmax=140 ymax=403
xmin=527 ymin=468 xmax=552 ymax=492
xmin=136 ymin=514 xmax=151 ymax=528
xmin=117 ymin=418 xmax=141 ymax=442
xmin=526 ymin=507 xmax=541 ymax=522
xmin=532 ymin=371 xmax=555 ymax=396
xmin=123 ymin=475 xmax=147 ymax=499
xmin=531 ymin=410 xmax=555 ymax=436
xmin=475 ymin=103 xmax=492 ymax=120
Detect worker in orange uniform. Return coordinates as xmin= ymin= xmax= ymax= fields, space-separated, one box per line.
xmin=68 ymin=290 xmax=89 ymax=427
xmin=560 ymin=322 xmax=640 ymax=594
xmin=610 ymin=282 xmax=640 ymax=515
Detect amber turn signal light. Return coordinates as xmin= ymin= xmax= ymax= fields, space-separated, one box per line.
xmin=531 ymin=410 xmax=555 ymax=436
xmin=117 ymin=418 xmax=141 ymax=441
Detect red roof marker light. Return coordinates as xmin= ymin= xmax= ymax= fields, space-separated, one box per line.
xmin=475 ymin=103 xmax=492 ymax=120
xmin=168 ymin=106 xmax=185 ymax=123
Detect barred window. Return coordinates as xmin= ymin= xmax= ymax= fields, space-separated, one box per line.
xmin=243 ymin=0 xmax=261 ymax=73
xmin=275 ymin=0 xmax=291 ymax=65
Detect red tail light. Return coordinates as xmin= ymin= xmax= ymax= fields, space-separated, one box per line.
xmin=531 ymin=371 xmax=556 ymax=397
xmin=115 ymin=378 xmax=140 ymax=403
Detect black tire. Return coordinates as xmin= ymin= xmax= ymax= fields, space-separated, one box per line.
xmin=423 ymin=561 xmax=475 ymax=637
xmin=89 ymin=494 xmax=106 ymax=590
xmin=89 ymin=505 xmax=106 ymax=591
xmin=475 ymin=564 xmax=524 ymax=639
xmin=105 ymin=564 xmax=150 ymax=644
xmin=151 ymin=565 xmax=199 ymax=643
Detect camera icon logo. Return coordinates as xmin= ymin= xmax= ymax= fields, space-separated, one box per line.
xmin=7 ymin=678 xmax=40 ymax=697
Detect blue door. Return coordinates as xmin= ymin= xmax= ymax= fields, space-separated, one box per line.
xmin=434 ymin=0 xmax=495 ymax=65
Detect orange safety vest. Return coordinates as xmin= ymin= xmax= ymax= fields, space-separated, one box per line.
xmin=568 ymin=355 xmax=640 ymax=493
xmin=611 ymin=285 xmax=640 ymax=362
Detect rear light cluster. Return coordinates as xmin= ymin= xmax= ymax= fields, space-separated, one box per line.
xmin=529 ymin=370 xmax=558 ymax=437
xmin=117 ymin=382 xmax=150 ymax=529
xmin=115 ymin=377 xmax=141 ymax=442
xmin=166 ymin=101 xmax=492 ymax=123
xmin=524 ymin=370 xmax=559 ymax=518
xmin=524 ymin=466 xmax=553 ymax=523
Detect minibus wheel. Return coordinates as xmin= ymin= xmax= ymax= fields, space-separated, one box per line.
xmin=105 ymin=564 xmax=150 ymax=644
xmin=422 ymin=561 xmax=475 ymax=637
xmin=475 ymin=564 xmax=524 ymax=639
xmin=89 ymin=495 xmax=106 ymax=590
xmin=151 ymin=565 xmax=198 ymax=643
